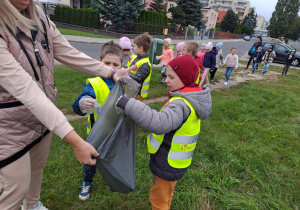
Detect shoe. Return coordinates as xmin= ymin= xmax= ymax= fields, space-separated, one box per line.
xmin=244 ymin=68 xmax=248 ymax=70
xmin=79 ymin=181 xmax=92 ymax=201
xmin=224 ymin=82 xmax=228 ymax=85
xmin=203 ymin=84 xmax=209 ymax=88
xmin=21 ymin=201 xmax=48 ymax=210
xmin=251 ymin=71 xmax=254 ymax=74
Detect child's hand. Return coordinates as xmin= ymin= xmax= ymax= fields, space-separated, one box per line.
xmin=113 ymin=65 xmax=137 ymax=81
xmin=234 ymin=68 xmax=237 ymax=71
xmin=79 ymin=97 xmax=96 ymax=112
xmin=156 ymin=56 xmax=159 ymax=60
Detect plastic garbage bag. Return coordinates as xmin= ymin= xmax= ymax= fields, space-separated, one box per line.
xmin=86 ymin=78 xmax=140 ymax=193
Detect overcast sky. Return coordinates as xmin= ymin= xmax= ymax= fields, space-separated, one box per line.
xmin=249 ymin=0 xmax=300 ymax=21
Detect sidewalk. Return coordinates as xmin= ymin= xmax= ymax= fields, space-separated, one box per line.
xmin=64 ymin=34 xmax=243 ymax=45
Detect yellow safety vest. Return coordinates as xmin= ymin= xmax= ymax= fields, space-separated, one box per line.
xmin=195 ymin=67 xmax=201 ymax=84
xmin=86 ymin=77 xmax=110 ymax=134
xmin=147 ymin=97 xmax=201 ymax=169
xmin=127 ymin=55 xmax=152 ymax=98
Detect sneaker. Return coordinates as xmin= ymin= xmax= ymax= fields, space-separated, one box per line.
xmin=224 ymin=82 xmax=228 ymax=85
xmin=79 ymin=181 xmax=92 ymax=201
xmin=21 ymin=201 xmax=48 ymax=210
xmin=251 ymin=71 xmax=254 ymax=74
xmin=202 ymin=84 xmax=209 ymax=88
xmin=244 ymin=68 xmax=248 ymax=70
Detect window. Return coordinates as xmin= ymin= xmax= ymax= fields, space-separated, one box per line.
xmin=211 ymin=1 xmax=214 ymax=3
xmin=170 ymin=4 xmax=174 ymax=8
xmin=276 ymin=45 xmax=288 ymax=52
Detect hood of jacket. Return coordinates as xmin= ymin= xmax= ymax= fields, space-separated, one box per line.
xmin=169 ymin=87 xmax=212 ymax=120
xmin=211 ymin=47 xmax=218 ymax=56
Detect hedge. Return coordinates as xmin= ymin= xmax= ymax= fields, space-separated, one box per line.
xmin=54 ymin=6 xmax=101 ymax=29
xmin=136 ymin=10 xmax=168 ymax=34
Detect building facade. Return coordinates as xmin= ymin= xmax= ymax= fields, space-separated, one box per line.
xmin=255 ymin=15 xmax=266 ymax=30
xmin=202 ymin=8 xmax=218 ymax=30
xmin=200 ymin=0 xmax=251 ymax=21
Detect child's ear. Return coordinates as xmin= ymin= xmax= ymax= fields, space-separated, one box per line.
xmin=140 ymin=46 xmax=145 ymax=53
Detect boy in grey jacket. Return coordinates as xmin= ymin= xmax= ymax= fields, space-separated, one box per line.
xmin=116 ymin=55 xmax=212 ymax=209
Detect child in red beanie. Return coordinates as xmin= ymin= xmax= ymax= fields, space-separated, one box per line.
xmin=116 ymin=55 xmax=212 ymax=209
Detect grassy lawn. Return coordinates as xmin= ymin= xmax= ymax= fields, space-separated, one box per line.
xmin=57 ymin=27 xmax=115 ymax=39
xmin=54 ymin=66 xmax=168 ymax=114
xmin=45 ymin=64 xmax=300 ymax=209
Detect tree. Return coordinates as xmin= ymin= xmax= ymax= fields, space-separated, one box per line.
xmin=177 ymin=0 xmax=204 ymax=28
xmin=148 ymin=0 xmax=166 ymax=14
xmin=268 ymin=0 xmax=300 ymax=38
xmin=220 ymin=9 xmax=237 ymax=33
xmin=234 ymin=23 xmax=242 ymax=34
xmin=242 ymin=8 xmax=257 ymax=29
xmin=90 ymin=0 xmax=145 ymax=30
xmin=167 ymin=6 xmax=186 ymax=25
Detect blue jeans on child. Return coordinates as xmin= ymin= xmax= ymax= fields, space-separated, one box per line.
xmin=263 ymin=63 xmax=269 ymax=74
xmin=224 ymin=66 xmax=234 ymax=82
xmin=252 ymin=62 xmax=258 ymax=72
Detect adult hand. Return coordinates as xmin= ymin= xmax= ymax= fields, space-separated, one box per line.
xmin=79 ymin=97 xmax=95 ymax=112
xmin=113 ymin=65 xmax=137 ymax=81
xmin=64 ymin=130 xmax=99 ymax=165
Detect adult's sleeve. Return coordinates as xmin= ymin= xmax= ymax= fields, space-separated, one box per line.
xmin=0 ymin=38 xmax=73 ymax=139
xmin=49 ymin=20 xmax=112 ymax=78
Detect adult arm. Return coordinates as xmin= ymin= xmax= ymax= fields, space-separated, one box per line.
xmin=0 ymin=38 xmax=98 ymax=165
xmin=117 ymin=97 xmax=190 ymax=135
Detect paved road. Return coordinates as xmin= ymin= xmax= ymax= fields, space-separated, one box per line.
xmin=55 ymin=38 xmax=299 ymax=69
xmin=66 ymin=39 xmax=256 ymax=60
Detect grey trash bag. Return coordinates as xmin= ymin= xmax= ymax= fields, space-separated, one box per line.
xmin=86 ymin=78 xmax=140 ymax=193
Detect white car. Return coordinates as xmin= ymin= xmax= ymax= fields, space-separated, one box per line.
xmin=243 ymin=36 xmax=251 ymax=41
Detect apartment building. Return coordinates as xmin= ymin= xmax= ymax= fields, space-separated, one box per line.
xmin=200 ymin=0 xmax=252 ymax=20
xmin=202 ymin=8 xmax=218 ymax=30
xmin=256 ymin=15 xmax=267 ymax=30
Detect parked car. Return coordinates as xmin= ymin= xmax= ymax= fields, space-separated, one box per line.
xmin=244 ymin=35 xmax=251 ymax=41
xmin=261 ymin=42 xmax=300 ymax=66
xmin=278 ymin=36 xmax=285 ymax=41
xmin=106 ymin=26 xmax=125 ymax=33
xmin=269 ymin=38 xmax=282 ymax=43
xmin=252 ymin=34 xmax=257 ymax=37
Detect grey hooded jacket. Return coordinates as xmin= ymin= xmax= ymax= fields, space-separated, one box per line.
xmin=122 ymin=87 xmax=212 ymax=181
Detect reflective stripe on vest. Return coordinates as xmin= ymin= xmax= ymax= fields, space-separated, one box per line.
xmin=127 ymin=55 xmax=152 ymax=98
xmin=147 ymin=97 xmax=201 ymax=169
xmin=86 ymin=77 xmax=110 ymax=134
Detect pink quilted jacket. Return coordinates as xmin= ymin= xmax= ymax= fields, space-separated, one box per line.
xmin=157 ymin=48 xmax=174 ymax=65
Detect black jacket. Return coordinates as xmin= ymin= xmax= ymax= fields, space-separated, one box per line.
xmin=285 ymin=54 xmax=295 ymax=65
xmin=248 ymin=41 xmax=262 ymax=56
xmin=128 ymin=54 xmax=150 ymax=85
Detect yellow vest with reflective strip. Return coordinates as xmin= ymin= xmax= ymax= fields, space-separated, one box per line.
xmin=127 ymin=54 xmax=152 ymax=98
xmin=86 ymin=77 xmax=110 ymax=134
xmin=147 ymin=97 xmax=201 ymax=169
xmin=195 ymin=67 xmax=201 ymax=84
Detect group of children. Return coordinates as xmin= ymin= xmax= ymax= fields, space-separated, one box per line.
xmin=72 ymin=33 xmax=212 ymax=210
xmin=71 ymin=34 xmax=295 ymax=209
xmin=156 ymin=38 xmax=240 ymax=86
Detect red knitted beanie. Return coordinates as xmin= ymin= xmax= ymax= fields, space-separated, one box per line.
xmin=167 ymin=55 xmax=199 ymax=87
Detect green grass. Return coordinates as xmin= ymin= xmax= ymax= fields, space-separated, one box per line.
xmin=57 ymin=27 xmax=115 ymax=39
xmin=44 ymin=64 xmax=300 ymax=209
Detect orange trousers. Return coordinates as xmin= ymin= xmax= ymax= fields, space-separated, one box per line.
xmin=149 ymin=175 xmax=177 ymax=210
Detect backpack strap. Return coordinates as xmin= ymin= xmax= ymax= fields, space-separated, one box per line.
xmin=6 ymin=26 xmax=40 ymax=81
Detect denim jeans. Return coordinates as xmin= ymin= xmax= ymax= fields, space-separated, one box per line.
xmin=252 ymin=62 xmax=258 ymax=72
xmin=263 ymin=63 xmax=269 ymax=73
xmin=224 ymin=66 xmax=234 ymax=82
